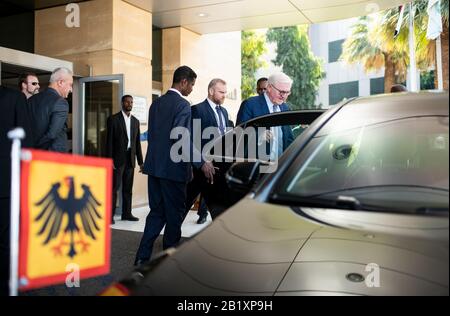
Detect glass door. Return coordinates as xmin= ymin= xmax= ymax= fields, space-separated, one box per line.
xmin=76 ymin=75 xmax=123 ymax=156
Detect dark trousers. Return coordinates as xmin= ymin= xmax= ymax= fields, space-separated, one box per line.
xmin=135 ymin=176 xmax=187 ymax=262
xmin=184 ymin=169 xmax=213 ymax=219
xmin=112 ymin=150 xmax=135 ymax=219
xmin=0 ymin=198 xmax=10 ymax=296
xmin=197 ymin=195 xmax=208 ymax=218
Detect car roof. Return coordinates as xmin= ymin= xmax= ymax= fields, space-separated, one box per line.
xmin=342 ymin=91 xmax=449 ymax=117
xmin=236 ymin=109 xmax=326 ymax=128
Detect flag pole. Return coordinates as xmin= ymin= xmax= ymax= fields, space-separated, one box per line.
xmin=436 ymin=35 xmax=444 ymax=90
xmin=409 ymin=2 xmax=419 ymax=92
xmin=7 ymin=128 xmax=25 ymax=297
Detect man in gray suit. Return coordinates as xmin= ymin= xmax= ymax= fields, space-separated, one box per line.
xmin=28 ymin=67 xmax=73 ymax=153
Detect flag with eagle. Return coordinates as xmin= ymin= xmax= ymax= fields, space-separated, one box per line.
xmin=19 ymin=149 xmax=113 ymax=291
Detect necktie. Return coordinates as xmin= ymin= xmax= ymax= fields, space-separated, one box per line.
xmin=272 ymin=105 xmax=283 ymax=157
xmin=215 ymin=106 xmax=225 ymax=136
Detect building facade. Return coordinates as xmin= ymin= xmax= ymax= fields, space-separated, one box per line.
xmin=309 ymin=18 xmax=385 ymax=108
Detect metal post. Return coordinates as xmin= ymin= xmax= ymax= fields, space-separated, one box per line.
xmin=436 ymin=35 xmax=444 ymax=90
xmin=7 ymin=128 xmax=25 ymax=297
xmin=409 ymin=2 xmax=418 ymax=92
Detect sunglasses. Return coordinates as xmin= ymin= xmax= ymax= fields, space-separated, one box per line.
xmin=28 ymin=82 xmax=40 ymax=86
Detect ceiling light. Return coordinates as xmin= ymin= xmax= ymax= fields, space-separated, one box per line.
xmin=198 ymin=13 xmax=208 ymax=18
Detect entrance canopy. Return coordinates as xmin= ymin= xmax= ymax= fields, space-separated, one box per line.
xmin=1 ymin=0 xmax=409 ymax=34
xmin=127 ymin=0 xmax=408 ymax=34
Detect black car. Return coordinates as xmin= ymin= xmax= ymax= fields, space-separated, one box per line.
xmin=104 ymin=92 xmax=449 ymax=296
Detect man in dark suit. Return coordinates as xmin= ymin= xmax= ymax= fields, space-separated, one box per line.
xmin=135 ymin=66 xmax=215 ymax=264
xmin=186 ymin=78 xmax=233 ymax=223
xmin=106 ymin=95 xmax=144 ymax=223
xmin=256 ymin=77 xmax=268 ymax=95
xmin=237 ymin=73 xmax=294 ymax=157
xmin=0 ymin=86 xmax=34 ymax=296
xmin=18 ymin=72 xmax=40 ymax=99
xmin=28 ymin=67 xmax=73 ymax=153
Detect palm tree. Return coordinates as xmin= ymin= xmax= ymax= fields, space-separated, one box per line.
xmin=341 ymin=15 xmax=404 ymax=93
xmin=342 ymin=0 xmax=449 ymax=92
xmin=377 ymin=0 xmax=449 ymax=90
xmin=442 ymin=17 xmax=449 ymax=90
xmin=434 ymin=0 xmax=449 ymax=90
xmin=409 ymin=0 xmax=449 ymax=90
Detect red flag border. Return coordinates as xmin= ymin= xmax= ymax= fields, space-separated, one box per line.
xmin=18 ymin=149 xmax=113 ymax=291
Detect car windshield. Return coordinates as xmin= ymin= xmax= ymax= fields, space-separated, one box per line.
xmin=278 ymin=115 xmax=449 ymax=213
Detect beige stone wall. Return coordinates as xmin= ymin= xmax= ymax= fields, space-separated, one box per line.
xmin=162 ymin=27 xmax=242 ymax=122
xmin=35 ymin=0 xmax=152 ymax=207
xmin=35 ymin=0 xmax=114 ymax=76
xmin=162 ymin=28 xmax=182 ymax=93
xmin=112 ymin=0 xmax=152 ymax=207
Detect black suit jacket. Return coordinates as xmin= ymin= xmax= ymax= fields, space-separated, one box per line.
xmin=191 ymin=99 xmax=233 ymax=154
xmin=106 ymin=112 xmax=143 ymax=169
xmin=0 ymin=86 xmax=34 ymax=198
xmin=28 ymin=87 xmax=69 ymax=152
xmin=143 ymin=90 xmax=195 ymax=183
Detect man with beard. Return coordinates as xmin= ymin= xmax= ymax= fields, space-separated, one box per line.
xmin=106 ymin=95 xmax=144 ymax=224
xmin=18 ymin=73 xmax=40 ymax=99
xmin=185 ymin=79 xmax=233 ymax=222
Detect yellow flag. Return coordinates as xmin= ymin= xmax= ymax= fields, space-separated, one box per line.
xmin=19 ymin=150 xmax=113 ymax=291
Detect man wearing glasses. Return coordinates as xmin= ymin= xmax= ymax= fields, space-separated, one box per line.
xmin=18 ymin=73 xmax=40 ymax=99
xmin=237 ymin=72 xmax=294 ymax=160
xmin=237 ymin=72 xmax=293 ymax=124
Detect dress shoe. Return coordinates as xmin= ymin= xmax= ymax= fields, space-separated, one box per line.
xmin=197 ymin=214 xmax=207 ymax=224
xmin=134 ymin=258 xmax=149 ymax=266
xmin=122 ymin=215 xmax=139 ymax=221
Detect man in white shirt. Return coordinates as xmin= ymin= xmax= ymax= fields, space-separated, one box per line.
xmin=186 ymin=79 xmax=234 ymax=223
xmin=236 ymin=72 xmax=294 ymax=161
xmin=106 ymin=95 xmax=144 ymax=224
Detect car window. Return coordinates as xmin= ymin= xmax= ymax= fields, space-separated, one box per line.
xmin=207 ymin=111 xmax=323 ymax=163
xmin=277 ymin=116 xmax=449 ymax=213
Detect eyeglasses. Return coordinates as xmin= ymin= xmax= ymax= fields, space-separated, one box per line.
xmin=270 ymin=84 xmax=290 ymax=97
xmin=28 ymin=82 xmax=40 ymax=86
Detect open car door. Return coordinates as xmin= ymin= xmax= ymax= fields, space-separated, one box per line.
xmin=203 ymin=110 xmax=325 ymax=216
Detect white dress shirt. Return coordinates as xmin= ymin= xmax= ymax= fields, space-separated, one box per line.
xmin=169 ymin=88 xmax=183 ymax=97
xmin=207 ymin=98 xmax=227 ymax=135
xmin=122 ymin=111 xmax=131 ymax=149
xmin=263 ymin=93 xmax=283 ymax=160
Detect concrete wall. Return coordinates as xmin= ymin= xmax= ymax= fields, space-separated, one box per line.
xmin=35 ymin=0 xmax=114 ymax=76
xmin=162 ymin=27 xmax=242 ymax=123
xmin=35 ymin=0 xmax=152 ymax=207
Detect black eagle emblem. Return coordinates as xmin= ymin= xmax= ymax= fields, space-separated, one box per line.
xmin=34 ymin=176 xmax=103 ymax=258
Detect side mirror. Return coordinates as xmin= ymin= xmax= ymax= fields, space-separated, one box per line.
xmin=225 ymin=162 xmax=261 ymax=194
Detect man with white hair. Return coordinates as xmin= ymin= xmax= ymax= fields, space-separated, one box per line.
xmin=28 ymin=67 xmax=73 ymax=153
xmin=236 ymin=72 xmax=294 ymax=158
